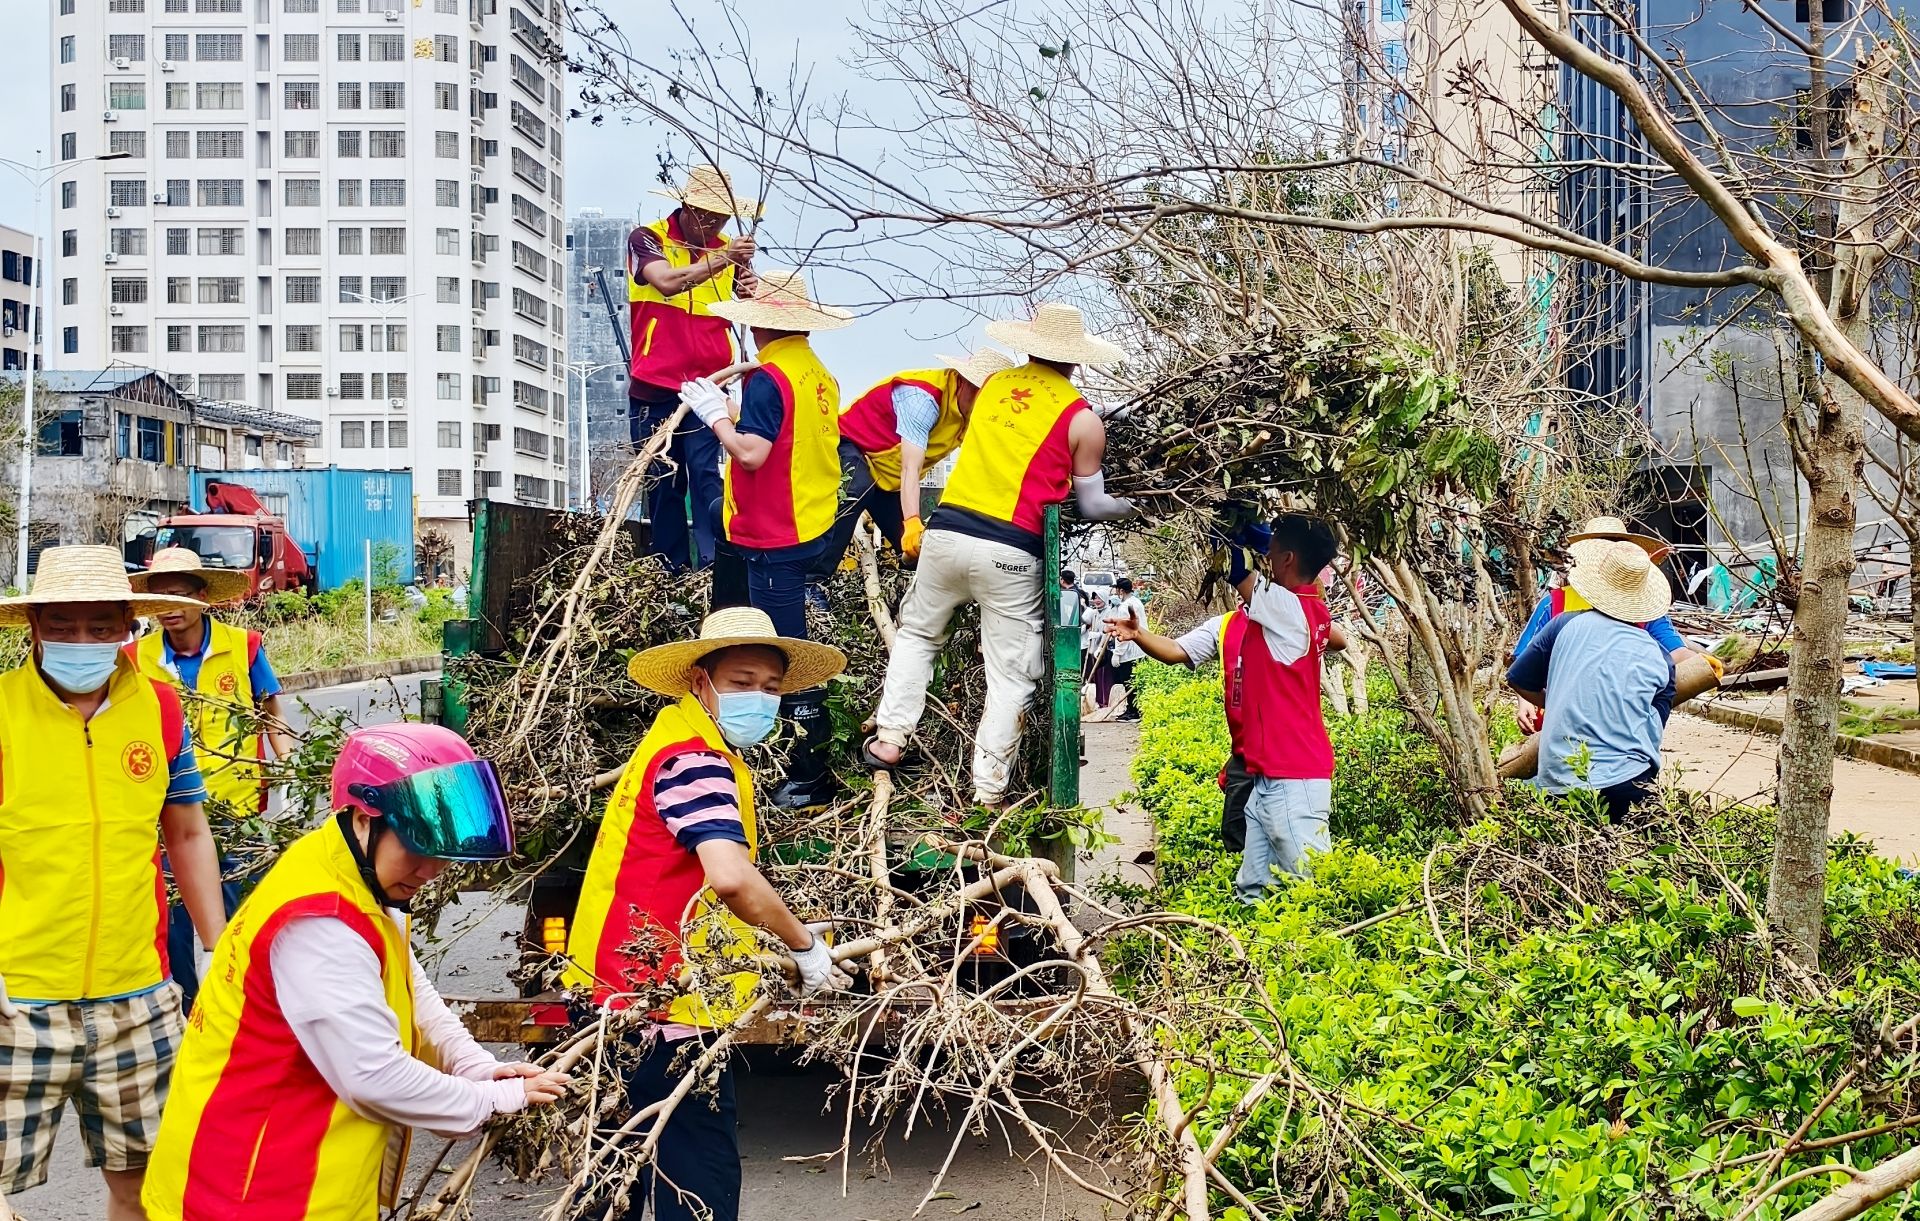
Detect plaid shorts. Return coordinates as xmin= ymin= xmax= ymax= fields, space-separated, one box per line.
xmin=0 ymin=985 xmax=184 ymax=1193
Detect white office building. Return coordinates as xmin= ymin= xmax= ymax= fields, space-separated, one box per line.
xmin=47 ymin=0 xmax=571 ymax=532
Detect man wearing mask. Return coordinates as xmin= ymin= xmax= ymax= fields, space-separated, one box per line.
xmin=128 ymin=547 xmax=296 ymax=1006
xmin=563 ymin=608 xmax=851 ymax=1221
xmin=864 ymin=303 xmax=1137 ymax=809
xmin=0 ymin=546 xmax=227 ymax=1221
xmin=628 ymin=164 xmax=761 ymax=572
xmin=680 ymin=269 xmax=853 ymax=808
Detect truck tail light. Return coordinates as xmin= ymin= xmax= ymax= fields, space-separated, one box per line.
xmin=541 ymin=916 xmax=567 ymax=954
xmin=970 ymin=914 xmax=1000 ymax=956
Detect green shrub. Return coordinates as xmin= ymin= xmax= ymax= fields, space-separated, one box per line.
xmin=1126 ymin=665 xmax=1920 ymax=1219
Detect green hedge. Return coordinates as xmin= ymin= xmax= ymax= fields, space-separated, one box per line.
xmin=1126 ymin=662 xmax=1920 ymax=1220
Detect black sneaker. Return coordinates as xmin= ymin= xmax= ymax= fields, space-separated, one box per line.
xmin=770 ymin=775 xmax=839 ymax=810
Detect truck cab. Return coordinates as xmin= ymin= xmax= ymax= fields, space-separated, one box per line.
xmin=152 ymin=515 xmax=311 ymax=598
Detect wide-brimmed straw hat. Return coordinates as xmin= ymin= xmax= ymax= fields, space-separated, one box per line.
xmin=628 ymin=606 xmax=847 ymax=697
xmin=0 ymin=545 xmax=205 ymax=629
xmin=129 ymin=546 xmax=251 ymax=606
xmin=708 ymin=269 xmax=853 ymax=333
xmin=1567 ymin=540 xmax=1673 ymax=624
xmin=937 ymin=348 xmax=1017 ymax=388
xmin=984 ymin=303 xmax=1129 ymax=369
xmin=1567 ymin=515 xmax=1669 ymax=564
xmin=649 ymin=164 xmax=762 ymax=220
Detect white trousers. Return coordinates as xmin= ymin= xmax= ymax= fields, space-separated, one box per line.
xmin=874 ymin=529 xmax=1046 ymax=802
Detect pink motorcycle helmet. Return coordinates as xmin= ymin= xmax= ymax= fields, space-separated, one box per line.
xmin=332 ymin=723 xmax=515 ymax=861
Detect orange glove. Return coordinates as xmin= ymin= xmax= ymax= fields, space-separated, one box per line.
xmin=902 ymin=516 xmax=925 ymax=560
xmin=1702 ymin=652 xmax=1726 ymax=680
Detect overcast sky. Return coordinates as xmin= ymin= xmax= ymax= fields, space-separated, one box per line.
xmin=0 ymin=0 xmax=980 ymax=391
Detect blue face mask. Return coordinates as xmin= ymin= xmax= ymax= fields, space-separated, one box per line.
xmin=710 ymin=687 xmax=781 ymax=748
xmin=39 ymin=640 xmax=123 ymax=694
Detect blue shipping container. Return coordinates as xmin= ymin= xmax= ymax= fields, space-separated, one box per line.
xmin=188 ymin=467 xmax=415 ymax=591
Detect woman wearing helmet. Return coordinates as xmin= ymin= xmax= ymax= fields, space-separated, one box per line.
xmin=142 ymin=724 xmax=570 ymax=1221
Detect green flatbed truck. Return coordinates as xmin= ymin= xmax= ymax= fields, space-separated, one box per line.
xmin=433 ymin=499 xmax=1086 ymax=1044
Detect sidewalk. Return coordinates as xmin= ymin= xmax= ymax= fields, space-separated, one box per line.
xmin=1079 ymin=720 xmax=1155 ymax=887
xmin=1665 ymin=712 xmax=1920 ymax=862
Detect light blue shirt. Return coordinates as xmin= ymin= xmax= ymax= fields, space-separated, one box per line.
xmin=1507 ymin=611 xmax=1675 ymax=793
xmin=890 ymin=385 xmax=941 ymax=450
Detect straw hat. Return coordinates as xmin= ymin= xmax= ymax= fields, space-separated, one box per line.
xmin=0 ymin=545 xmax=205 ymax=629
xmin=1567 ymin=540 xmax=1673 ymax=624
xmin=1566 ymin=515 xmax=1669 ymax=565
xmin=984 ymin=303 xmax=1129 ymax=369
xmin=129 ymin=546 xmax=251 ymax=606
xmin=708 ymin=269 xmax=853 ymax=333
xmin=937 ymin=348 xmax=1017 ymax=388
xmin=627 ymin=606 xmax=847 ymax=697
xmin=649 ymin=164 xmax=762 ymax=220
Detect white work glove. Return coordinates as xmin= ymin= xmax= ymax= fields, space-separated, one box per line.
xmin=680 ymin=377 xmax=732 ymax=428
xmin=788 ymin=922 xmax=852 ymax=996
xmin=194 ymin=943 xmax=214 ymax=989
xmin=1072 ymin=470 xmax=1137 ymax=522
xmin=0 ymin=972 xmax=17 ymax=1020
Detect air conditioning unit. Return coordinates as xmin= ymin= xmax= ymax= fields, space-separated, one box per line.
xmin=152 ymin=193 xmax=168 ymax=205
xmin=104 ymin=251 xmax=120 ymax=264
xmin=105 ymin=206 xmax=122 ymax=218
xmin=326 ymin=385 xmax=338 ymax=396
xmin=113 ymin=57 xmax=131 ymax=70
xmin=108 ymin=304 xmax=125 ymax=315
xmin=159 ymin=60 xmax=176 ymax=72
xmin=102 ymin=110 xmax=119 ymax=123
xmin=384 ymin=9 xmax=401 ymax=18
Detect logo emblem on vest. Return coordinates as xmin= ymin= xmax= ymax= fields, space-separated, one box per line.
xmin=1008 ymin=387 xmax=1033 ymax=413
xmin=123 ymin=740 xmax=158 ymax=783
xmin=216 ymin=672 xmax=238 ymax=697
xmin=815 ymin=381 xmax=831 ymax=415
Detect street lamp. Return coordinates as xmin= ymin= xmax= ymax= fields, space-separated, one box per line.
xmin=2 ymin=150 xmax=132 ymax=583
xmin=560 ymin=358 xmax=619 ymax=511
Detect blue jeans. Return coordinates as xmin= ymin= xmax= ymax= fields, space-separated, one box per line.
xmin=632 ymin=392 xmax=724 ymax=572
xmin=1234 ymin=777 xmax=1331 ymax=902
xmin=742 ymin=535 xmax=829 ymax=639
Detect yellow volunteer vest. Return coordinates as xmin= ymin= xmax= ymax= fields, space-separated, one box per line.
xmin=134 ymin=621 xmax=261 ymax=812
xmin=854 ymin=368 xmax=969 ymax=493
xmin=144 ymin=820 xmax=418 ymax=1221
xmin=562 ymin=695 xmax=763 ymax=1028
xmin=628 ymin=216 xmax=738 ymax=310
xmin=0 ymin=658 xmax=173 ymax=1002
xmin=940 ymin=363 xmax=1087 ymax=533
xmin=722 ymin=334 xmax=842 ymax=549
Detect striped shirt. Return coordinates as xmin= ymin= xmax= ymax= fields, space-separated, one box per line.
xmin=652 ymin=750 xmax=746 ymax=851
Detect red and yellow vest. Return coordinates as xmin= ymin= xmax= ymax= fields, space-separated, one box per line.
xmin=130 ymin=621 xmax=264 ymax=814
xmin=143 ymin=820 xmax=418 ymax=1221
xmin=938 ymin=364 xmax=1087 ymax=535
xmin=561 ymin=695 xmax=762 ymax=1028
xmin=0 ymin=658 xmax=181 ymax=1003
xmin=722 ymin=334 xmax=841 ymax=549
xmin=628 ymin=213 xmax=739 ymax=391
xmin=1219 ymin=591 xmax=1335 ymax=781
xmin=839 ymin=368 xmax=969 ymax=492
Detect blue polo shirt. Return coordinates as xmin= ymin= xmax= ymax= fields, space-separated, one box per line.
xmin=1508 ymin=611 xmax=1675 ymax=793
xmin=161 ymin=627 xmax=282 ymax=703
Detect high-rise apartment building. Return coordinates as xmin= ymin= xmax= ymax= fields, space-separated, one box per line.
xmin=47 ymin=0 xmax=571 ymax=536
xmin=0 ymin=225 xmax=43 ymax=371
xmin=564 ymin=206 xmax=632 ymax=508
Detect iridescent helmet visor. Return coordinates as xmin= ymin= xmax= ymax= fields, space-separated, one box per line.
xmin=348 ymin=760 xmax=516 ymax=861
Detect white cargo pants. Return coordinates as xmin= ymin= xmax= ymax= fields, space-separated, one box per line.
xmin=873 ymin=528 xmax=1046 ymax=803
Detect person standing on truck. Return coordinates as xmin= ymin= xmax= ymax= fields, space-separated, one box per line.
xmin=629 ymin=164 xmax=762 ymax=573
xmin=128 ymin=547 xmax=298 ymax=1008
xmin=562 ymin=608 xmax=851 ymax=1221
xmin=142 ymin=723 xmax=571 ymax=1221
xmin=863 ymin=303 xmax=1137 ymax=809
xmin=1108 ymin=517 xmax=1349 ymax=896
xmin=0 ymin=546 xmax=227 ymax=1221
xmin=680 ymin=269 xmax=853 ymax=809
xmin=809 ymin=348 xmax=1016 ymax=578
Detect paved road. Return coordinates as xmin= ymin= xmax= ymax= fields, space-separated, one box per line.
xmin=11 ymin=693 xmax=1144 ymax=1221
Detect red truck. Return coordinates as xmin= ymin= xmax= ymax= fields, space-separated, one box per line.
xmin=150 ymin=481 xmax=316 ymax=598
